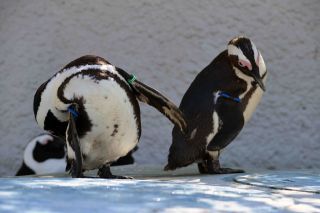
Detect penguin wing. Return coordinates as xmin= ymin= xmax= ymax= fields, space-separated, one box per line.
xmin=206 ymin=126 xmax=241 ymax=151
xmin=65 ymin=109 xmax=83 ymax=177
xmin=206 ymin=103 xmax=244 ymax=151
xmin=116 ymin=67 xmax=188 ymax=135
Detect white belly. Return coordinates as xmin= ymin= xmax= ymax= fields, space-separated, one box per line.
xmin=243 ymin=87 xmax=264 ymax=123
xmin=62 ymin=74 xmax=139 ymax=170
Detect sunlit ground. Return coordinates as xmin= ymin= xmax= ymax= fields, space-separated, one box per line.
xmin=0 ymin=165 xmax=319 ymax=213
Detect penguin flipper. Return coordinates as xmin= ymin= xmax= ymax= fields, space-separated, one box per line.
xmin=116 ymin=67 xmax=188 ymax=135
xmin=66 ymin=111 xmax=83 ymax=178
xmin=135 ymin=81 xmax=188 ymax=134
xmin=206 ymin=127 xmax=241 ymax=151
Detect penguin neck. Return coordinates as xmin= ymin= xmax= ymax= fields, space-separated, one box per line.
xmin=232 ymin=65 xmax=267 ymax=123
xmin=232 ymin=66 xmax=254 ymax=99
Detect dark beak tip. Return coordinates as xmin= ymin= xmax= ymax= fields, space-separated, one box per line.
xmin=260 ymin=84 xmax=266 ymax=92
xmin=252 ymin=71 xmax=265 ymax=92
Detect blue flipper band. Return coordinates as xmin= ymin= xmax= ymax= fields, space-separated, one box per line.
xmin=218 ymin=92 xmax=241 ymax=103
xmin=68 ymin=106 xmax=79 ymax=118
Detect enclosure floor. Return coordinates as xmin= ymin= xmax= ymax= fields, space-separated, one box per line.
xmin=1 ymin=165 xmax=319 ymax=212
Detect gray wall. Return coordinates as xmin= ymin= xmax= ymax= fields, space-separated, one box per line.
xmin=0 ymin=0 xmax=319 ymax=176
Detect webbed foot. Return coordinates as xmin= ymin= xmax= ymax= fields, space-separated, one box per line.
xmin=98 ymin=165 xmax=133 ymax=179
xmin=198 ymin=159 xmax=244 ymax=174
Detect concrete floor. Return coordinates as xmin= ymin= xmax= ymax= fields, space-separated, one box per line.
xmin=1 ymin=165 xmax=319 ymax=212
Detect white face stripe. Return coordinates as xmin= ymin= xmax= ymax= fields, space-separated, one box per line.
xmin=251 ymin=41 xmax=259 ymax=63
xmin=249 ymin=40 xmax=267 ymax=77
xmin=258 ymin=51 xmax=267 ymax=77
xmin=227 ymin=44 xmax=251 ymax=65
xmin=234 ymin=67 xmax=252 ymax=99
xmin=36 ymin=63 xmax=119 ymax=129
xmin=23 ymin=135 xmax=67 ymax=175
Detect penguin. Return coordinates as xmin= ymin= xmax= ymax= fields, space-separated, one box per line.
xmin=16 ymin=133 xmax=66 ymax=176
xmin=16 ymin=133 xmax=139 ymax=176
xmin=165 ymin=36 xmax=267 ymax=174
xmin=111 ymin=146 xmax=138 ymax=166
xmin=33 ymin=55 xmax=188 ymax=178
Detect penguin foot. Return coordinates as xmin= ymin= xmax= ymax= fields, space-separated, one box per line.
xmin=103 ymin=175 xmax=133 ymax=179
xmin=198 ymin=160 xmax=244 ymax=174
xmin=197 ymin=162 xmax=208 ymax=174
xmin=208 ymin=167 xmax=245 ymax=174
xmin=97 ymin=165 xmax=133 ymax=179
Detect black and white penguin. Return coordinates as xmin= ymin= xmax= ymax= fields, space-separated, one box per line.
xmin=16 ymin=133 xmax=139 ymax=176
xmin=16 ymin=133 xmax=66 ymax=176
xmin=165 ymin=36 xmax=267 ymax=174
xmin=34 ymin=55 xmax=187 ymax=178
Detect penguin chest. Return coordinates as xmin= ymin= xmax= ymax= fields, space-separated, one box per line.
xmin=237 ymin=69 xmax=267 ymax=123
xmin=63 ymin=76 xmax=140 ymax=170
xmin=242 ymin=87 xmax=264 ymax=123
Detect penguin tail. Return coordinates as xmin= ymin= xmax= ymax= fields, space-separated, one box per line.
xmin=164 ymin=126 xmax=203 ymax=171
xmin=164 ymin=154 xmax=197 ymax=171
xmin=164 ymin=143 xmax=200 ymax=172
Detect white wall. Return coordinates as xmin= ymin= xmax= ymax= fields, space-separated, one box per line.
xmin=0 ymin=0 xmax=319 ymax=176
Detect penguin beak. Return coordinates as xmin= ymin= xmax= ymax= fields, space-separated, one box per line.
xmin=251 ymin=68 xmax=266 ymax=91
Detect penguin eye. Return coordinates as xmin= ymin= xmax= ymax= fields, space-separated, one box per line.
xmin=238 ymin=60 xmax=252 ymax=70
xmin=238 ymin=61 xmax=245 ymax=68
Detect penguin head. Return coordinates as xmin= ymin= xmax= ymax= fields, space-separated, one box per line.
xmin=32 ymin=134 xmax=66 ymax=162
xmin=227 ymin=36 xmax=267 ymax=91
xmin=16 ymin=133 xmax=66 ymax=176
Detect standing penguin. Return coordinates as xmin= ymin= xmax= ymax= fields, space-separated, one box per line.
xmin=165 ymin=37 xmax=267 ymax=174
xmin=16 ymin=133 xmax=66 ymax=176
xmin=34 ymin=55 xmax=187 ymax=178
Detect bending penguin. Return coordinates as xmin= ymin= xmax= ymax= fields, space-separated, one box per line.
xmin=16 ymin=133 xmax=66 ymax=176
xmin=34 ymin=55 xmax=188 ymax=178
xmin=16 ymin=133 xmax=138 ymax=176
xmin=165 ymin=36 xmax=267 ymax=174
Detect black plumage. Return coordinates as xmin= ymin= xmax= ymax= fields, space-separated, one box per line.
xmin=165 ymin=37 xmax=267 ymax=174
